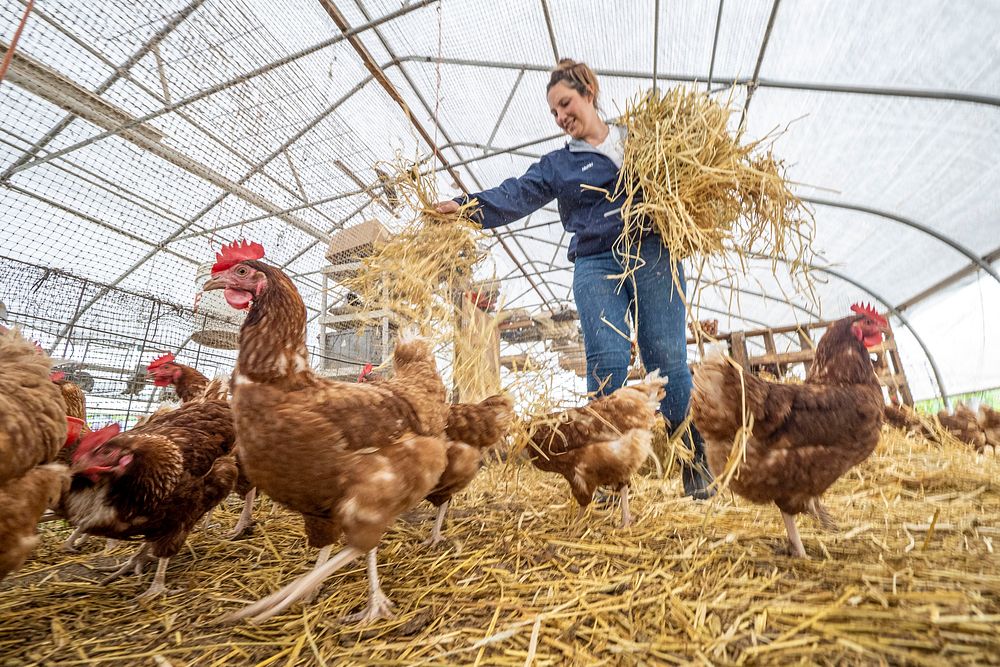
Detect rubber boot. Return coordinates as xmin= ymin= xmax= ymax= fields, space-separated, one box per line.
xmin=681 ymin=425 xmax=715 ymax=500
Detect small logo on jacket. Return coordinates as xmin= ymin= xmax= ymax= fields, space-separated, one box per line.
xmin=581 ymin=162 xmax=593 ymax=172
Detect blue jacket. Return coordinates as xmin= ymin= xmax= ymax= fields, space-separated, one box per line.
xmin=456 ymin=134 xmax=639 ymax=261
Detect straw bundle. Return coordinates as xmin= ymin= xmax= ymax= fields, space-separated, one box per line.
xmin=340 ymin=157 xmax=488 ymax=335
xmin=5 ymin=425 xmax=997 ymax=665
xmin=613 ymin=87 xmax=815 ymax=291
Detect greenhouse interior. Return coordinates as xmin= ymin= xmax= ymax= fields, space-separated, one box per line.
xmin=1 ymin=1 xmax=998 ymax=664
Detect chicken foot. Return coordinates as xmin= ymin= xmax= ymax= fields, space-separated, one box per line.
xmin=781 ymin=511 xmax=808 ymax=558
xmin=61 ymin=527 xmax=90 ymax=552
xmin=806 ymin=498 xmax=838 ymax=531
xmin=422 ymin=501 xmax=449 ymax=547
xmin=136 ymin=558 xmax=173 ymax=600
xmin=342 ymin=549 xmax=397 ymax=624
xmin=227 ymin=487 xmax=257 ymax=539
xmin=201 ymin=507 xmax=219 ymax=531
xmin=97 ymin=544 xmax=151 ymax=582
xmin=221 ymin=545 xmax=364 ymax=624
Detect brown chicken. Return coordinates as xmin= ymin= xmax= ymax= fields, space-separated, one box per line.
xmin=422 ymin=394 xmax=514 ymax=546
xmin=691 ymin=303 xmax=888 ymax=558
xmin=935 ymin=403 xmax=987 ymax=452
xmin=0 ymin=328 xmax=67 ymax=487
xmin=525 ymin=371 xmax=667 ymax=528
xmin=978 ymin=405 xmax=1000 ymax=453
xmin=1 ymin=464 xmax=70 ymax=581
xmin=61 ymin=381 xmax=237 ymax=598
xmin=147 ymin=353 xmax=256 ymax=538
xmin=203 ymin=240 xmax=449 ymax=624
xmin=0 ymin=328 xmax=72 ymax=579
xmin=147 ymin=352 xmax=209 ymax=402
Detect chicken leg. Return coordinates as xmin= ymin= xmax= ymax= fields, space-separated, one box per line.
xmin=227 ymin=487 xmax=257 ymax=539
xmin=300 ymin=544 xmax=333 ymax=604
xmin=97 ymin=544 xmax=151 ymax=581
xmin=221 ymin=545 xmax=364 ymax=624
xmin=619 ymin=484 xmax=632 ymax=528
xmin=781 ymin=511 xmax=807 ymax=558
xmin=422 ymin=501 xmax=449 ymax=547
xmin=342 ymin=549 xmax=397 ymax=624
xmin=137 ymin=557 xmax=171 ymax=599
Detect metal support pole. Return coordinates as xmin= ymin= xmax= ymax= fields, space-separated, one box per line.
xmin=707 ymin=0 xmax=725 ymax=91
xmin=486 ymin=69 xmax=525 ymax=150
xmin=392 ymin=55 xmax=1000 ymax=108
xmin=804 ymin=196 xmax=1000 ymax=288
xmin=5 ymin=0 xmax=438 ymax=178
xmin=540 ymin=0 xmax=560 ymax=62
xmin=738 ymin=0 xmax=782 ymax=131
xmin=652 ymin=0 xmax=660 ymax=93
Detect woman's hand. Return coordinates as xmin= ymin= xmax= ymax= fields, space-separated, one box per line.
xmin=433 ymin=200 xmax=460 ymax=214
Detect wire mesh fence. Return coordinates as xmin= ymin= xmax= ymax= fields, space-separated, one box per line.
xmin=0 ymin=254 xmax=367 ymax=427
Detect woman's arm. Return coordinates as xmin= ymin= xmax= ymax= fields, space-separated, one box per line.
xmin=439 ymin=156 xmax=556 ymax=228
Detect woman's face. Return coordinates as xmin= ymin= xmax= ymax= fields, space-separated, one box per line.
xmin=547 ymin=81 xmax=596 ymax=140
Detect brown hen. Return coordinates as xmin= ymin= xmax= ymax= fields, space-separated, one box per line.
xmin=691 ymin=304 xmax=888 ymax=557
xmin=62 ymin=385 xmax=237 ymax=598
xmin=526 ymin=372 xmax=666 ymax=528
xmin=422 ymin=394 xmax=514 ymax=546
xmin=0 ymin=329 xmax=71 ymax=580
xmin=203 ymin=240 xmax=449 ymax=624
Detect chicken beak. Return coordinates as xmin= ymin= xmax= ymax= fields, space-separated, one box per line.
xmin=202 ymin=274 xmax=226 ymax=291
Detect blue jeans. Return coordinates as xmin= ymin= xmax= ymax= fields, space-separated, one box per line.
xmin=573 ymin=241 xmax=710 ymax=485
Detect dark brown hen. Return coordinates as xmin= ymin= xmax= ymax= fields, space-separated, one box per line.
xmin=692 ymin=304 xmax=888 ymax=557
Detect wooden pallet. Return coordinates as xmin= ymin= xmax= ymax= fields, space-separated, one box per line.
xmin=535 ymin=319 xmax=913 ymax=407
xmin=695 ymin=319 xmax=913 ymax=406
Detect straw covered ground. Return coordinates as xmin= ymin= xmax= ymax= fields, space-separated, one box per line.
xmin=2 ymin=428 xmax=998 ymax=666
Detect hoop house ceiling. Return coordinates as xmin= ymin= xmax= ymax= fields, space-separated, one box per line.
xmin=1 ymin=0 xmax=998 ymax=402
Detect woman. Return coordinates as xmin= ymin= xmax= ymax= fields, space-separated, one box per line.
xmin=435 ymin=59 xmax=712 ymax=499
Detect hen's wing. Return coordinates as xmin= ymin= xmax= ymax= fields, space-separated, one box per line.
xmin=446 ymin=394 xmax=514 ymax=450
xmin=0 ymin=332 xmax=66 ymax=485
xmin=529 ymin=393 xmax=652 ymax=457
xmin=131 ymin=399 xmax=235 ymax=474
xmin=693 ymin=354 xmax=882 ymax=450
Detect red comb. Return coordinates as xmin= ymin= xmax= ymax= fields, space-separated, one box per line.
xmin=212 ymin=239 xmax=265 ymax=274
xmin=50 ymin=371 xmax=65 ymax=382
xmin=850 ymin=302 xmax=887 ymax=326
xmin=147 ymin=352 xmax=175 ymax=370
xmin=72 ymin=423 xmax=121 ymax=464
xmin=357 ymin=363 xmax=374 ymax=383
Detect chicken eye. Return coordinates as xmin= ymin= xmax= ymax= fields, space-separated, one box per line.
xmin=235 ymin=267 xmax=248 ymax=276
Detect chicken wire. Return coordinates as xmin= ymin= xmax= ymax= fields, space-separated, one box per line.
xmin=0 ymin=0 xmax=998 ymax=404
xmin=0 ymin=255 xmax=360 ymax=426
